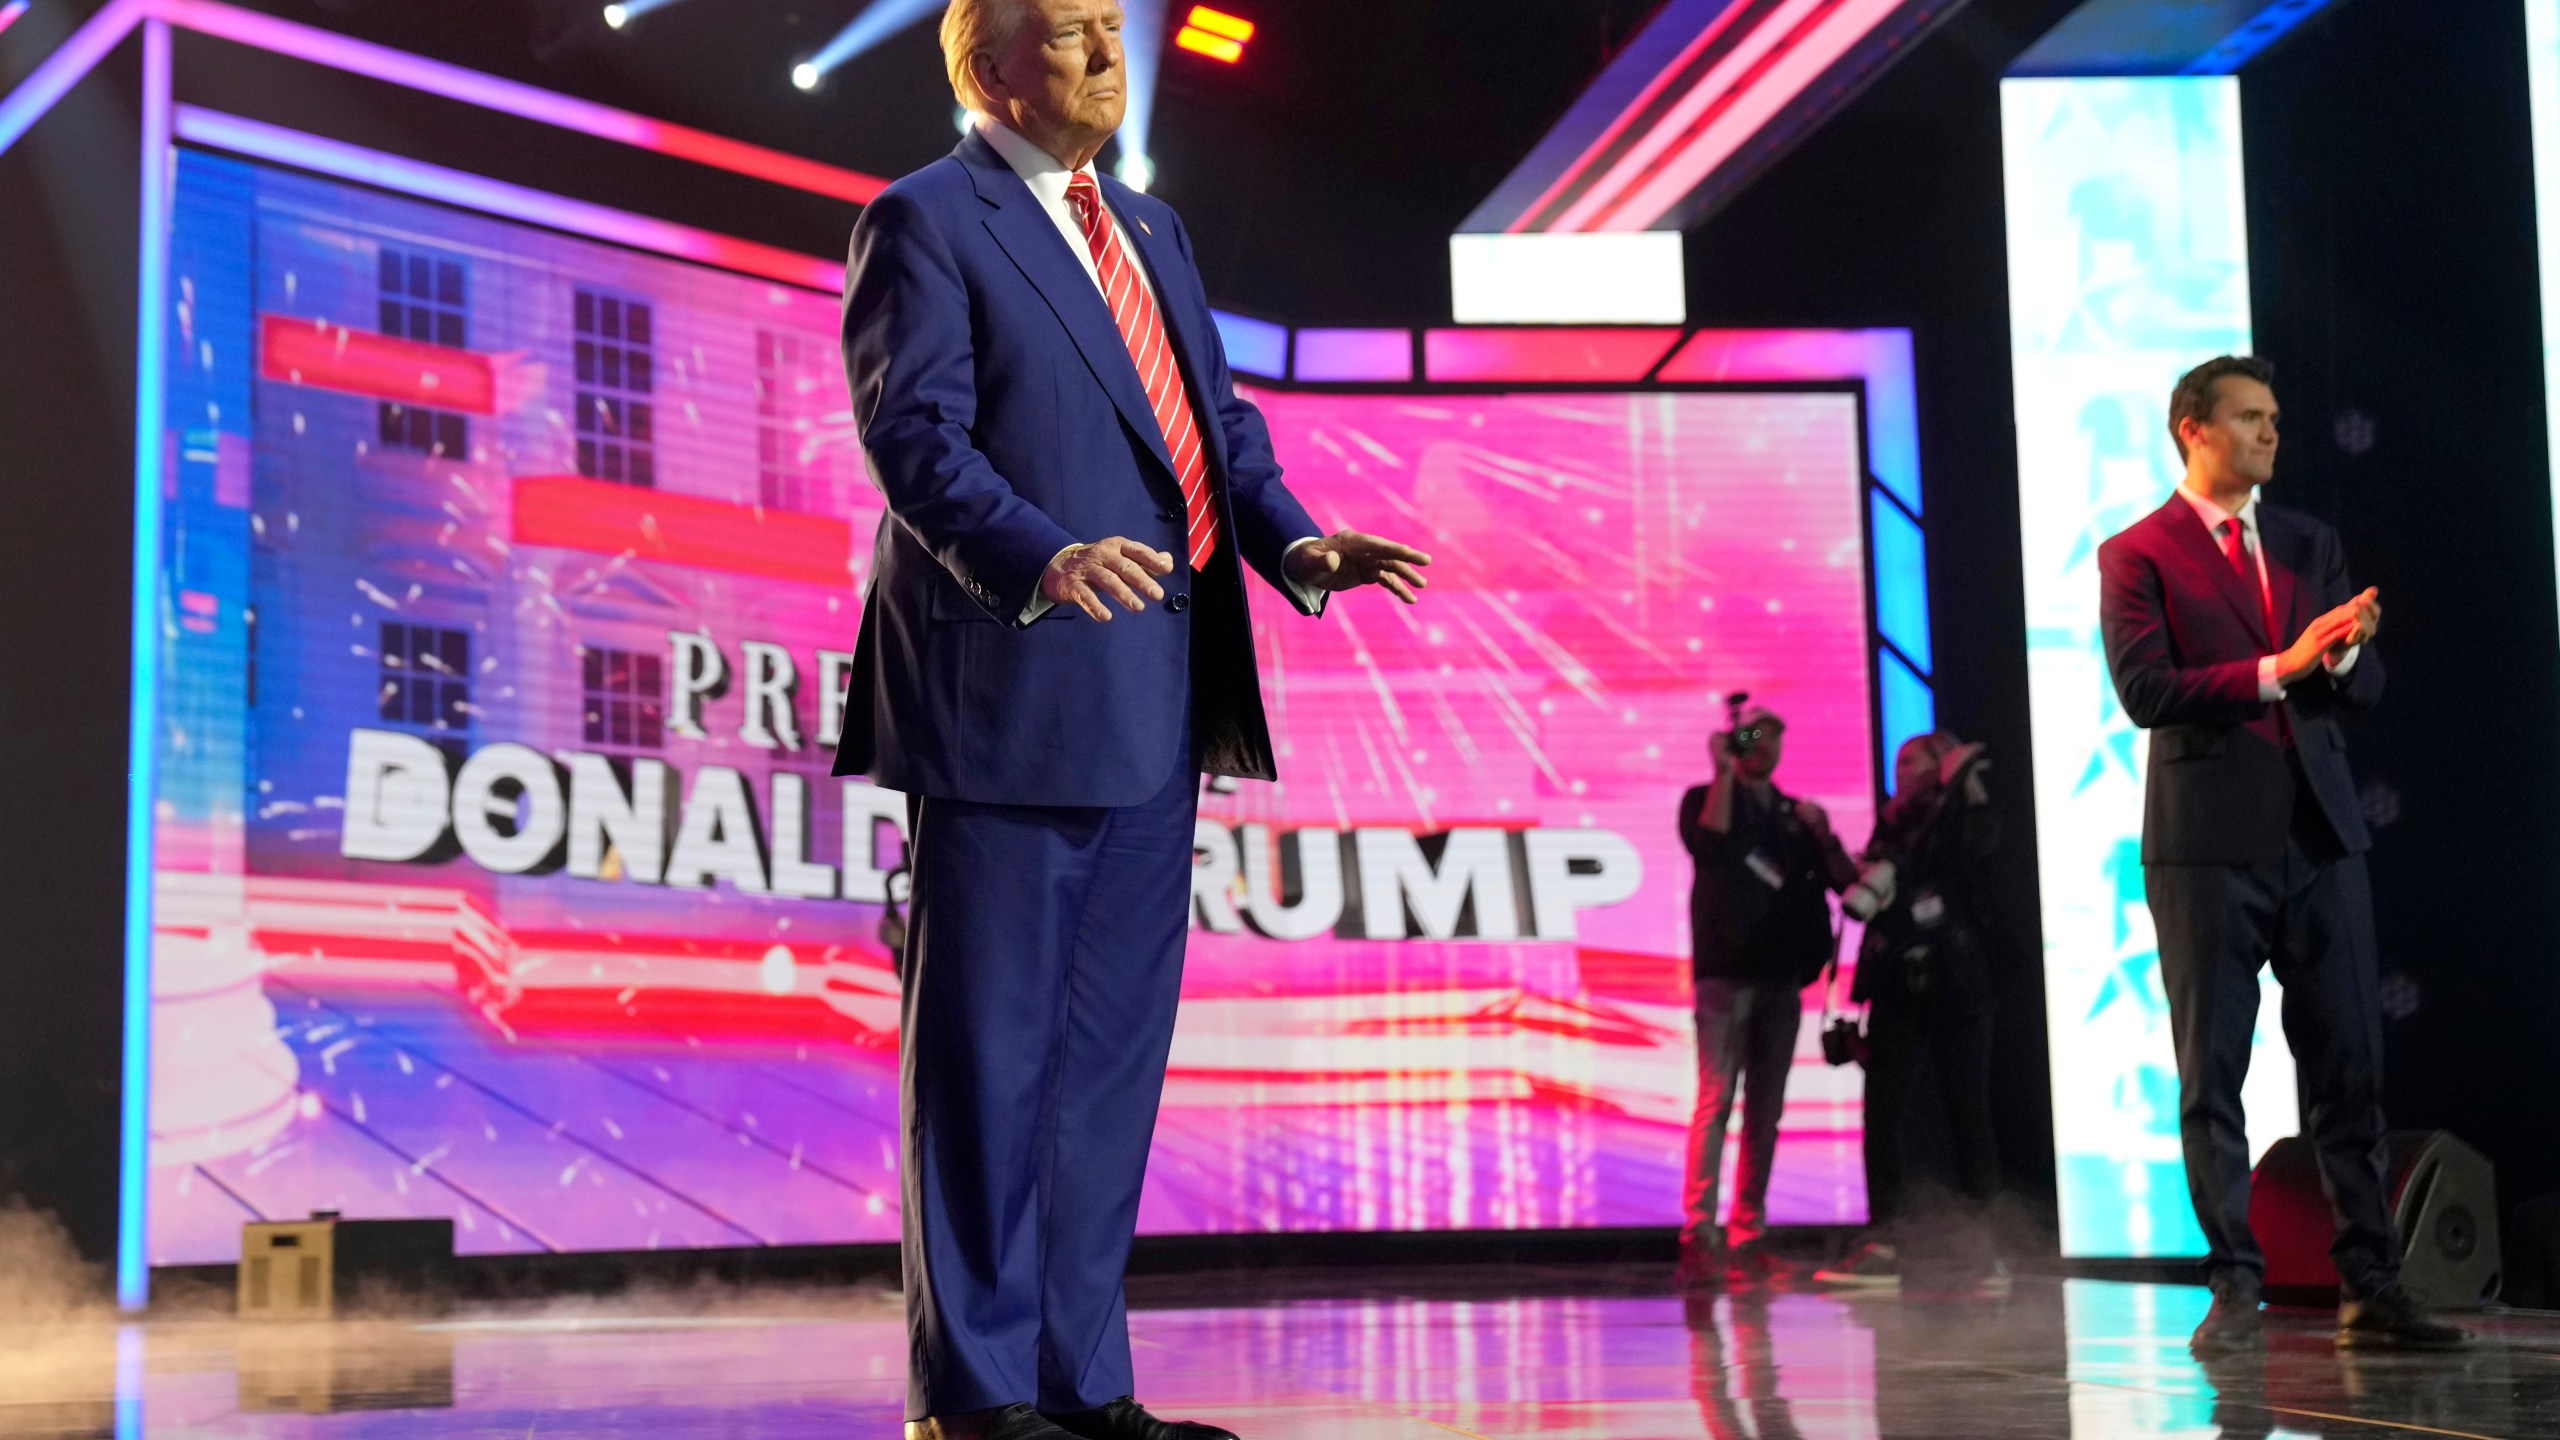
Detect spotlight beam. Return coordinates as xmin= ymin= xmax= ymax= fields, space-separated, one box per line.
xmin=788 ymin=0 xmax=1170 ymax=194
xmin=796 ymin=0 xmax=941 ymax=88
xmin=1115 ymin=0 xmax=1163 ymax=189
xmin=602 ymin=0 xmax=690 ymax=30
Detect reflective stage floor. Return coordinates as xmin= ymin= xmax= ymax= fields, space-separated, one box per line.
xmin=7 ymin=1267 xmax=2558 ymax=1438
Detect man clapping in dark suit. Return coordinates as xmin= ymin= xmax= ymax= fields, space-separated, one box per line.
xmin=2098 ymin=356 xmax=2462 ymax=1355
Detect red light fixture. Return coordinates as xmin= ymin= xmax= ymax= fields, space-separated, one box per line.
xmin=1175 ymin=5 xmax=1253 ymax=63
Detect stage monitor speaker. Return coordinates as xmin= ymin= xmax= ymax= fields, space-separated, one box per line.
xmin=2251 ymin=1130 xmax=2500 ymax=1309
xmin=238 ymin=1213 xmax=454 ymax=1320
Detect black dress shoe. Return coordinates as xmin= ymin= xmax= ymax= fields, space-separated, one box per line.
xmin=2188 ymin=1279 xmax=2266 ymax=1356
xmin=2337 ymin=1284 xmax=2471 ymax=1351
xmin=1044 ymin=1396 xmax=1240 ymax=1440
xmin=1673 ymin=1239 xmax=1728 ymax=1289
xmin=906 ymin=1403 xmax=1077 ymax=1440
xmin=1724 ymin=1240 xmax=1788 ymax=1285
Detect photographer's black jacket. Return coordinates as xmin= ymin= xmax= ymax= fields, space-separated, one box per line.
xmin=1677 ymin=782 xmax=1843 ymax=989
xmin=1854 ymin=792 xmax=2003 ymax=1010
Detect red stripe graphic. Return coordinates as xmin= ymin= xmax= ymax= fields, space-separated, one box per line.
xmin=511 ymin=475 xmax=853 ymax=589
xmin=259 ymin=312 xmax=497 ymax=413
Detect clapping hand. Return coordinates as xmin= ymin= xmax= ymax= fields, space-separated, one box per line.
xmin=2335 ymin=586 xmax=2381 ymax=654
xmin=1283 ymin=530 xmax=1433 ymax=603
xmin=2276 ymin=588 xmax=2378 ymax=686
xmin=2283 ymin=597 xmax=2355 ymax=681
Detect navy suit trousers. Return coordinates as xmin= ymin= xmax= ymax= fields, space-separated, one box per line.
xmin=899 ymin=745 xmax=1200 ymax=1419
xmin=2144 ymin=768 xmax=2399 ymax=1297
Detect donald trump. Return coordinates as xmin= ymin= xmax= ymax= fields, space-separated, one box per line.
xmin=827 ymin=3 xmax=1431 ymax=1435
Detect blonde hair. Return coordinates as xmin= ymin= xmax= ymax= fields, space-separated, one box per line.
xmin=941 ymin=0 xmax=1025 ymax=116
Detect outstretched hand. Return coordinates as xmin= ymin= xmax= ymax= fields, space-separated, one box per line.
xmin=1284 ymin=529 xmax=1434 ymax=603
xmin=1040 ymin=537 xmax=1174 ymax=622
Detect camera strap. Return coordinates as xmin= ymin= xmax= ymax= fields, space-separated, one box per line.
xmin=1818 ymin=911 xmax=1848 ymax=1022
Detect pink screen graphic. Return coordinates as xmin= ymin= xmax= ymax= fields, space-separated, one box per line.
xmin=1171 ymin=388 xmax=1876 ymax=1233
xmin=145 ymin=155 xmax=1874 ymax=1262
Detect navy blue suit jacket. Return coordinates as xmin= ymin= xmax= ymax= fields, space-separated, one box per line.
xmin=2098 ymin=495 xmax=2384 ymax=866
xmin=828 ymin=132 xmax=1322 ymax=807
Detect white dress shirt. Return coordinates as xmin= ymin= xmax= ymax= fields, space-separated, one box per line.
xmin=978 ymin=120 xmax=1326 ymax=621
xmin=980 ymin=118 xmax=1161 ymax=308
xmin=2174 ymin=484 xmax=2359 ymax=700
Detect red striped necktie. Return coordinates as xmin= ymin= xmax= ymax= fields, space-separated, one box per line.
xmin=1065 ymin=173 xmax=1220 ymax=572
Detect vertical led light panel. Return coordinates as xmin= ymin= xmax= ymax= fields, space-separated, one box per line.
xmin=2002 ymin=76 xmax=2298 ymax=1258
xmin=2529 ymin=0 xmax=2560 ymax=605
xmin=120 ymin=15 xmax=174 ymax=1311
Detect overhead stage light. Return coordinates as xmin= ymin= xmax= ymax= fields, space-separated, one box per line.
xmin=791 ymin=61 xmax=821 ymax=91
xmin=0 ymin=1 xmax=29 ymax=39
xmin=1175 ymin=5 xmax=1254 ymax=62
xmin=600 ymin=0 xmax=690 ymax=32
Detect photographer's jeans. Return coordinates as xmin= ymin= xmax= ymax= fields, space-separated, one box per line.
xmin=1683 ymin=978 xmax=1802 ymax=1249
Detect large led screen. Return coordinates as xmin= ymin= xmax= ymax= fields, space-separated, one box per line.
xmin=142 ymin=150 xmax=1877 ymax=1263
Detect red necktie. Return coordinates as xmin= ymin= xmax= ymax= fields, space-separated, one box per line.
xmin=2224 ymin=516 xmax=2295 ymax=748
xmin=2221 ymin=518 xmax=2275 ymax=644
xmin=1065 ymin=174 xmax=1220 ymax=572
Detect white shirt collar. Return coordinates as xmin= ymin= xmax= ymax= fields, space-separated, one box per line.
xmin=974 ymin=116 xmax=1154 ymax=303
xmin=977 ymin=118 xmax=1096 ymax=208
xmin=2176 ymin=482 xmax=2259 ymax=539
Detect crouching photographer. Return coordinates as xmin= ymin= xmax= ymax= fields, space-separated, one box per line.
xmin=1816 ymin=731 xmax=2006 ymax=1290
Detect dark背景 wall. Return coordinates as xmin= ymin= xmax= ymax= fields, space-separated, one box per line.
xmin=2243 ymin=0 xmax=2560 ymax=1268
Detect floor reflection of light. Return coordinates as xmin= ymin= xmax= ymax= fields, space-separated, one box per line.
xmin=69 ymin=1278 xmax=2544 ymax=1438
xmin=413 ymin=1314 xmax=825 ymax=1334
xmin=2065 ymin=1280 xmax=2224 ymax=1438
xmin=114 ymin=1323 xmax=145 ymax=1440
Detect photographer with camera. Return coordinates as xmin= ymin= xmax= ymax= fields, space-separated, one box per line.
xmin=1675 ymin=698 xmax=1857 ymax=1286
xmin=1814 ymin=732 xmax=2006 ymax=1292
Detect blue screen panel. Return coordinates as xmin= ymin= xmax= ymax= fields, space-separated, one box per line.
xmin=1876 ymin=649 xmax=1935 ymax=795
xmin=1210 ymin=309 xmax=1288 ymax=379
xmin=1868 ymin=490 xmax=1930 ymax=676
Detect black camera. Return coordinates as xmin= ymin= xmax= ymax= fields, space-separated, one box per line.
xmin=1822 ymin=1013 xmax=1867 ymax=1068
xmin=1724 ymin=691 xmax=1774 ymax=752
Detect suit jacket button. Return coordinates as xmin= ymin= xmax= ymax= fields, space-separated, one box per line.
xmin=1167 ymin=593 xmax=1190 ymax=613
